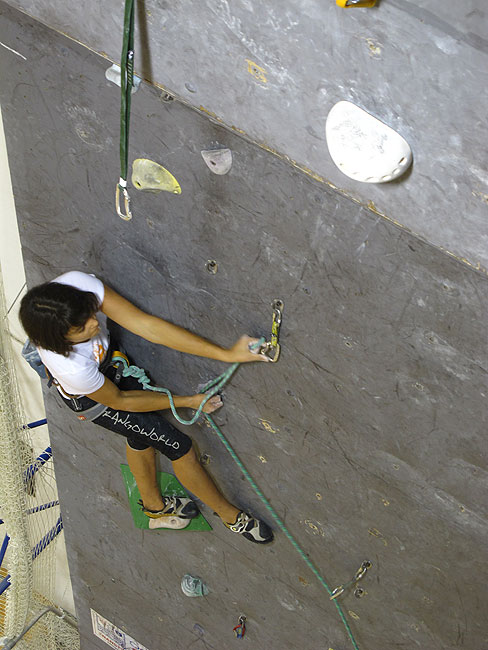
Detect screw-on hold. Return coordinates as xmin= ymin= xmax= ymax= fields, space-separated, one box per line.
xmin=206 ymin=260 xmax=218 ymax=274
xmin=185 ymin=82 xmax=197 ymax=93
xmin=354 ymin=587 xmax=365 ymax=598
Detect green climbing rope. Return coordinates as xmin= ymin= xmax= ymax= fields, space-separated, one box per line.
xmin=204 ymin=412 xmax=360 ymax=650
xmin=119 ymin=361 xmax=240 ymax=426
xmin=117 ymin=357 xmax=360 ymax=650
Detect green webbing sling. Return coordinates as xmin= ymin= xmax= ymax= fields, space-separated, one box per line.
xmin=116 ymin=0 xmax=135 ymax=221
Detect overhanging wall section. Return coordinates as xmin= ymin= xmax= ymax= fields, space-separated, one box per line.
xmin=1 ymin=4 xmax=488 ymax=650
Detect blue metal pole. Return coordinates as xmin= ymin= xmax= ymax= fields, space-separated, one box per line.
xmin=25 ymin=419 xmax=47 ymax=429
xmin=0 ymin=501 xmax=60 ymax=525
xmin=0 ymin=575 xmax=11 ymax=596
xmin=24 ymin=447 xmax=52 ymax=483
xmin=32 ymin=516 xmax=63 ymax=560
xmin=0 ymin=534 xmax=9 ymax=566
xmin=26 ymin=501 xmax=59 ymax=515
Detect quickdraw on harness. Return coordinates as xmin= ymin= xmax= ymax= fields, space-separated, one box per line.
xmin=329 ymin=560 xmax=372 ymax=600
xmin=255 ymin=299 xmax=283 ymax=362
xmin=233 ymin=615 xmax=246 ymax=639
xmin=116 ymin=0 xmax=135 ymax=220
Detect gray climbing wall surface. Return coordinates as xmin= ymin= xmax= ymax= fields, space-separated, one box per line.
xmin=4 ymin=0 xmax=488 ymax=270
xmin=1 ymin=2 xmax=488 ymax=649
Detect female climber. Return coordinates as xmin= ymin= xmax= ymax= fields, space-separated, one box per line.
xmin=19 ymin=270 xmax=273 ymax=544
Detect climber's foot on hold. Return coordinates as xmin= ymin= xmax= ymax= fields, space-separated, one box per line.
xmin=139 ymin=495 xmax=199 ymax=530
xmin=224 ymin=511 xmax=274 ymax=544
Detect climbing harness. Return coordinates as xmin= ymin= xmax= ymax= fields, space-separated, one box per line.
xmin=114 ymin=347 xmax=361 ymax=650
xmin=330 ymin=560 xmax=372 ymax=601
xmin=45 ymin=350 xmax=128 ymax=421
xmin=255 ymin=300 xmax=284 ymax=362
xmin=116 ymin=0 xmax=135 ymax=220
xmin=233 ymin=615 xmax=246 ymax=639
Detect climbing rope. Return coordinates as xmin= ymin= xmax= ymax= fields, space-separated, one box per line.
xmin=115 ymin=356 xmax=360 ymax=650
xmin=204 ymin=412 xmax=360 ymax=650
xmin=119 ymin=360 xmax=240 ymax=426
xmin=116 ymin=0 xmax=135 ymax=220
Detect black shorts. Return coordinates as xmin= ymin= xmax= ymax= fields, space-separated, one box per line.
xmin=61 ymin=361 xmax=193 ymax=462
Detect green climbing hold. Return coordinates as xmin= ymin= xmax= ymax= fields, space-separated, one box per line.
xmin=120 ymin=465 xmax=212 ymax=532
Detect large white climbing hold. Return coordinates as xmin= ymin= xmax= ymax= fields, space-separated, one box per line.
xmin=325 ymin=101 xmax=412 ymax=183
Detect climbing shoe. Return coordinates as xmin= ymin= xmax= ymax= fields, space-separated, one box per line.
xmin=224 ymin=511 xmax=274 ymax=544
xmin=139 ymin=496 xmax=199 ymax=524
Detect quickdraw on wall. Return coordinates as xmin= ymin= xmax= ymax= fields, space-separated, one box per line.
xmin=233 ymin=615 xmax=246 ymax=639
xmin=116 ymin=0 xmax=135 ymax=220
xmin=256 ymin=299 xmax=284 ymax=362
xmin=330 ymin=560 xmax=372 ymax=600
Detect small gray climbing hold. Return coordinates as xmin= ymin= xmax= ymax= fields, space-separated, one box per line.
xmin=201 ymin=148 xmax=233 ymax=175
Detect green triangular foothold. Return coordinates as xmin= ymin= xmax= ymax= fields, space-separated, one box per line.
xmin=120 ymin=465 xmax=212 ymax=532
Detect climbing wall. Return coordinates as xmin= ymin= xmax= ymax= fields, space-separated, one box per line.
xmin=1 ymin=2 xmax=488 ymax=649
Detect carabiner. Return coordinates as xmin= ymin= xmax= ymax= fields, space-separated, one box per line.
xmin=116 ymin=181 xmax=132 ymax=221
xmin=260 ymin=341 xmax=281 ymax=363
xmin=329 ymin=585 xmax=345 ymax=601
xmin=354 ymin=560 xmax=372 ymax=581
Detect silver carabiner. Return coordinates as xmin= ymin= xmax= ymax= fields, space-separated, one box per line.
xmin=329 ymin=585 xmax=345 ymax=601
xmin=116 ymin=181 xmax=132 ymax=221
xmin=259 ymin=341 xmax=281 ymax=363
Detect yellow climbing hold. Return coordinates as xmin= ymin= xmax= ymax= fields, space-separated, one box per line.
xmin=337 ymin=0 xmax=377 ymax=7
xmin=246 ymin=59 xmax=267 ymax=83
xmin=260 ymin=419 xmax=279 ymax=434
xmin=131 ymin=158 xmax=181 ymax=194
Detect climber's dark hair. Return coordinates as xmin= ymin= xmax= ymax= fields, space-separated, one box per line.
xmin=19 ymin=282 xmax=100 ymax=356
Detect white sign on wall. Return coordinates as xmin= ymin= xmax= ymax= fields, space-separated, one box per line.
xmin=91 ymin=609 xmax=150 ymax=650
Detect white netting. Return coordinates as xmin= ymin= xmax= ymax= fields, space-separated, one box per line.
xmin=0 ymin=267 xmax=80 ymax=650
